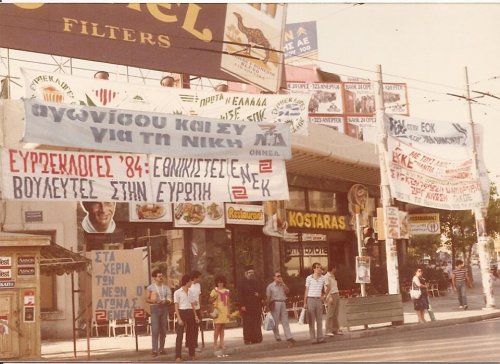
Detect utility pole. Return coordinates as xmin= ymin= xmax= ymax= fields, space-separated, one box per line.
xmin=464 ymin=66 xmax=496 ymax=308
xmin=374 ymin=64 xmax=400 ymax=294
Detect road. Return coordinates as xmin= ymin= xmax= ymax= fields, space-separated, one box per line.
xmin=222 ymin=318 xmax=500 ymax=362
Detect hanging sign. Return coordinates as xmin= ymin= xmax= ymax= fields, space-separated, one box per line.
xmin=22 ymin=68 xmax=310 ymax=135
xmin=1 ymin=147 xmax=289 ymax=203
xmin=23 ymin=98 xmax=291 ymax=160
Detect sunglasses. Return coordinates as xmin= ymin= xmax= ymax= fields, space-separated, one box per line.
xmin=275 ymin=274 xmax=282 ymax=278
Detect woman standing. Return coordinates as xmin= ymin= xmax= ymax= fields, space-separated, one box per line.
xmin=412 ymin=267 xmax=429 ymax=323
xmin=209 ymin=275 xmax=231 ymax=358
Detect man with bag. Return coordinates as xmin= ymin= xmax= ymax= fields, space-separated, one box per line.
xmin=266 ymin=272 xmax=296 ymax=347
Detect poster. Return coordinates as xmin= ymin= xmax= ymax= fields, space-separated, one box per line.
xmin=90 ymin=250 xmax=145 ymax=320
xmin=355 ymin=256 xmax=371 ymax=284
xmin=221 ymin=3 xmax=286 ymax=92
xmin=129 ymin=203 xmax=172 ymax=222
xmin=173 ymin=202 xmax=225 ymax=228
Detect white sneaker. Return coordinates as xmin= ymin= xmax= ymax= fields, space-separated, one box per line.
xmin=458 ymin=305 xmax=464 ymax=309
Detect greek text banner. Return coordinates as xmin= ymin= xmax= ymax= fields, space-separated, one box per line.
xmin=1 ymin=148 xmax=289 ymax=203
xmin=22 ymin=68 xmax=310 ymax=135
xmin=23 ymin=99 xmax=291 ymax=159
xmin=385 ymin=136 xmax=483 ymax=210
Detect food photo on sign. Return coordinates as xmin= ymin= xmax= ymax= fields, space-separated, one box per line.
xmin=129 ymin=203 xmax=172 ymax=222
xmin=173 ymin=202 xmax=225 ymax=228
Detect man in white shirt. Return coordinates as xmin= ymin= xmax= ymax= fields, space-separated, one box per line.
xmin=188 ymin=271 xmax=202 ymax=352
xmin=174 ymin=274 xmax=200 ymax=362
xmin=303 ymin=262 xmax=326 ymax=344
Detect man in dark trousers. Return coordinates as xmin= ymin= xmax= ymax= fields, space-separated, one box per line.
xmin=239 ymin=265 xmax=263 ymax=344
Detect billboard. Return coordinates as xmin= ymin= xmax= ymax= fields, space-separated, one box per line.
xmin=0 ymin=3 xmax=245 ymax=82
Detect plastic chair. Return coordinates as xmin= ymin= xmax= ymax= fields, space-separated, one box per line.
xmin=109 ymin=318 xmax=133 ymax=337
xmin=428 ymin=281 xmax=440 ymax=297
xmin=91 ymin=309 xmax=110 ymax=337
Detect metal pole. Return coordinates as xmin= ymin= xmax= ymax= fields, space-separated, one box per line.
xmin=374 ymin=64 xmax=400 ymax=294
xmin=464 ymin=66 xmax=495 ymax=308
xmin=355 ymin=213 xmax=366 ymax=297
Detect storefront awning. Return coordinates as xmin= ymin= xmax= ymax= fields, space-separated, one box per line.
xmin=40 ymin=244 xmax=90 ymax=276
xmin=287 ymin=123 xmax=381 ymax=186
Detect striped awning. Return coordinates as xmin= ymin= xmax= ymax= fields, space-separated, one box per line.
xmin=40 ymin=244 xmax=90 ymax=276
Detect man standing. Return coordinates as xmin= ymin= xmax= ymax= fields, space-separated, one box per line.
xmin=188 ymin=270 xmax=203 ymax=352
xmin=174 ymin=274 xmax=200 ymax=362
xmin=239 ymin=265 xmax=263 ymax=344
xmin=324 ymin=265 xmax=343 ymax=336
xmin=303 ymin=262 xmax=326 ymax=344
xmin=146 ymin=269 xmax=172 ymax=357
xmin=266 ymin=272 xmax=296 ymax=347
xmin=452 ymin=259 xmax=472 ymax=310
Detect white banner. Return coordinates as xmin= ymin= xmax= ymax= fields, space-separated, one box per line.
xmin=385 ymin=139 xmax=483 ymax=210
xmin=1 ymin=148 xmax=289 ymax=203
xmin=385 ymin=114 xmax=473 ymax=152
xmin=22 ymin=68 xmax=310 ymax=135
xmin=384 ymin=114 xmax=484 ymax=210
xmin=23 ymin=98 xmax=291 ymax=160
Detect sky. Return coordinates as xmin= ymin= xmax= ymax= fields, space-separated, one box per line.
xmin=286 ymin=2 xmax=500 ymax=187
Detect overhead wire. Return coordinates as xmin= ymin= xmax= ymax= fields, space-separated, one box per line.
xmin=2 ymin=4 xmax=500 ymax=104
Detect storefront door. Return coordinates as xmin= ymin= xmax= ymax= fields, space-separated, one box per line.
xmin=0 ymin=291 xmax=19 ymax=358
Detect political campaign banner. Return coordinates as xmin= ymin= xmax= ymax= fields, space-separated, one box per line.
xmin=221 ymin=3 xmax=286 ymax=93
xmin=90 ymin=249 xmax=145 ymax=321
xmin=385 ymin=136 xmax=483 ymax=210
xmin=384 ymin=114 xmax=473 ymax=152
xmin=23 ymin=98 xmax=291 ymax=160
xmin=22 ymin=68 xmax=310 ymax=135
xmin=1 ymin=148 xmax=289 ymax=203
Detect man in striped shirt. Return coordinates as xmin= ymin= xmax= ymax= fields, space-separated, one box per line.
xmin=303 ymin=262 xmax=326 ymax=344
xmin=452 ymin=259 xmax=472 ymax=310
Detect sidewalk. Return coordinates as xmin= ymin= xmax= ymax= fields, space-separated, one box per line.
xmin=39 ymin=267 xmax=500 ymax=362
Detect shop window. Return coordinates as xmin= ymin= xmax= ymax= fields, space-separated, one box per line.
xmin=285 ymin=188 xmax=306 ymax=210
xmin=308 ymin=190 xmax=338 ymax=213
xmin=284 ymin=242 xmax=329 ymax=276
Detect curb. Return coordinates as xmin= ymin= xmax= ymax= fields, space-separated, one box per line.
xmin=38 ymin=310 xmax=500 ymax=362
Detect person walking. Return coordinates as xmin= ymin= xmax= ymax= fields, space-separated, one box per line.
xmin=209 ymin=275 xmax=231 ymax=358
xmin=146 ymin=269 xmax=172 ymax=357
xmin=303 ymin=262 xmax=326 ymax=344
xmin=265 ymin=272 xmax=296 ymax=347
xmin=173 ymin=274 xmax=200 ymax=362
xmin=239 ymin=264 xmax=263 ymax=345
xmin=324 ymin=264 xmax=343 ymax=336
xmin=188 ymin=270 xmax=202 ymax=353
xmin=452 ymin=259 xmax=472 ymax=310
xmin=412 ymin=267 xmax=429 ymax=323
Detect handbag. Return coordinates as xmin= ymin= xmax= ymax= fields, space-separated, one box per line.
xmin=410 ymin=281 xmax=421 ymax=300
xmin=209 ymin=307 xmax=219 ymax=319
xmin=298 ymin=307 xmax=308 ymax=325
xmin=262 ymin=312 xmax=275 ymax=331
